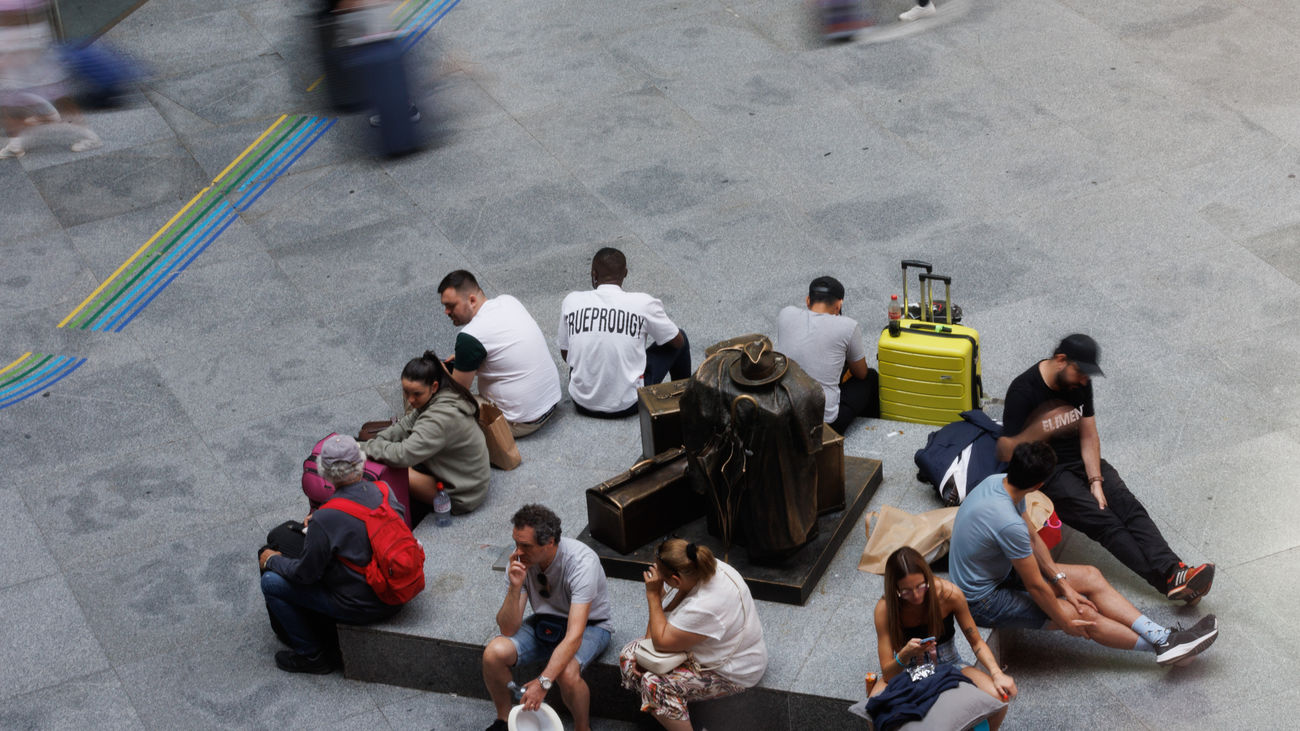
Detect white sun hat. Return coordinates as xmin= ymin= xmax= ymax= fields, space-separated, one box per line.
xmin=508 ymin=702 xmax=564 ymax=731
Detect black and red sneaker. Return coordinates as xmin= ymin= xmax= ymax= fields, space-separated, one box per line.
xmin=1166 ymin=562 xmax=1215 ymax=604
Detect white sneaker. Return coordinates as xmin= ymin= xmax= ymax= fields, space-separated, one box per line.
xmin=899 ymin=3 xmax=937 ymax=21
xmin=0 ymin=139 xmax=24 ymax=158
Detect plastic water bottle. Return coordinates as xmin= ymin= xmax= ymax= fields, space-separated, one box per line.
xmin=888 ymin=294 xmax=902 ymax=336
xmin=433 ymin=482 xmax=452 ymax=527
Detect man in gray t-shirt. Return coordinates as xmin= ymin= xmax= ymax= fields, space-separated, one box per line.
xmin=776 ymin=275 xmax=877 ymax=435
xmin=481 ymin=504 xmax=612 ymax=731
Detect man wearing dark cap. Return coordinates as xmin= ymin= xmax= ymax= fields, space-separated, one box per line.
xmin=776 ymin=275 xmax=877 ymax=435
xmin=995 ymin=335 xmax=1215 ymax=603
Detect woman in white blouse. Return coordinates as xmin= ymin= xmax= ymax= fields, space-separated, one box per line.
xmin=619 ymin=539 xmax=768 ymax=729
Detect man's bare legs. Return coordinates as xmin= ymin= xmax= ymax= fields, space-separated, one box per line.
xmin=1045 ymin=562 xmax=1144 ymax=649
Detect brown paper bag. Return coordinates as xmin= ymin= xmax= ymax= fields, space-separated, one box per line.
xmin=857 ymin=505 xmax=959 ymax=574
xmin=477 ymin=400 xmax=522 ymax=470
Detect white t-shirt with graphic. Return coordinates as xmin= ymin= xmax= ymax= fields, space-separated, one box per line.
xmin=661 ymin=561 xmax=767 ymax=687
xmin=557 ymin=284 xmax=679 ymax=413
xmin=460 ymin=295 xmax=561 ymax=423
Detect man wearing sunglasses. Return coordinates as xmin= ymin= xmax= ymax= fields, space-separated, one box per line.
xmin=995 ymin=334 xmax=1214 ymax=604
xmin=481 ymin=504 xmax=613 ymax=731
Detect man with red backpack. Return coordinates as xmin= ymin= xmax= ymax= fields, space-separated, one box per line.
xmin=259 ymin=434 xmax=425 ymax=673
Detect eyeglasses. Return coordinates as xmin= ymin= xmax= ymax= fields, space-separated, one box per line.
xmin=897 ymin=582 xmax=928 ymax=599
xmin=536 ymin=571 xmax=550 ymax=599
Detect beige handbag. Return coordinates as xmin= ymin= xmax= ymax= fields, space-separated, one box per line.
xmin=632 ymin=641 xmax=689 ymax=675
xmin=857 ymin=505 xmax=959 ymax=574
xmin=634 ymin=570 xmax=748 ymax=676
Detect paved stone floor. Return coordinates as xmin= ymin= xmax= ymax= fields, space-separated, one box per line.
xmin=3 ymin=0 xmax=1300 ymax=728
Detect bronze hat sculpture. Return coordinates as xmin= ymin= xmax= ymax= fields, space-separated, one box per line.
xmin=728 ymin=339 xmax=788 ymax=388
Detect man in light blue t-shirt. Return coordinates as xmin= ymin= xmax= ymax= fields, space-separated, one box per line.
xmin=949 ymin=442 xmax=1219 ymax=667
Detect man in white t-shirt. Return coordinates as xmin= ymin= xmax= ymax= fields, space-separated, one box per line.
xmin=776 ymin=275 xmax=878 ymax=435
xmin=557 ymin=247 xmax=690 ymax=417
xmin=482 ymin=504 xmax=613 ymax=731
xmin=438 ymin=270 xmax=562 ymax=437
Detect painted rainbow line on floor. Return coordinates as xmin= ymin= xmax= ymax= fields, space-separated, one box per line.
xmin=401 ymin=0 xmax=462 ymax=52
xmin=0 ymin=353 xmax=87 ymax=410
xmin=307 ymin=0 xmax=462 ymax=90
xmin=58 ymin=114 xmax=336 ymax=333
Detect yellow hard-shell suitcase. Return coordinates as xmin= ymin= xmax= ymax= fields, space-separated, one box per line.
xmin=878 ymin=263 xmax=982 ymax=426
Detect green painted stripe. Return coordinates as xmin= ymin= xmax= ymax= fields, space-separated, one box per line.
xmin=74 ymin=189 xmax=233 ymax=329
xmin=70 ymin=118 xmax=308 ymax=329
xmin=394 ymin=0 xmax=431 ymax=30
xmin=0 ymin=353 xmax=53 ymax=389
xmin=220 ymin=116 xmax=308 ymax=197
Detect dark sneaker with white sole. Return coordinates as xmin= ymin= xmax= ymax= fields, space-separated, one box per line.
xmin=1154 ymin=614 xmax=1218 ymax=666
xmin=1166 ymin=562 xmax=1215 ymax=604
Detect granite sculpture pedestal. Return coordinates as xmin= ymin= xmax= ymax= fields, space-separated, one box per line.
xmin=578 ymin=455 xmax=882 ymax=605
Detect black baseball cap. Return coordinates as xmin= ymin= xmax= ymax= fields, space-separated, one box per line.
xmin=808 ymin=276 xmax=845 ymax=301
xmin=1054 ymin=334 xmax=1104 ymax=376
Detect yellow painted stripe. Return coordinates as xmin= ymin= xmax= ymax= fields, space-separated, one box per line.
xmin=392 ymin=0 xmax=413 ymax=17
xmin=307 ymin=75 xmax=324 ymax=93
xmin=213 ymin=114 xmax=288 ymax=184
xmin=58 ymin=115 xmax=291 ymax=328
xmin=58 ymin=186 xmax=211 ymax=328
xmin=0 ymin=353 xmax=32 ymax=378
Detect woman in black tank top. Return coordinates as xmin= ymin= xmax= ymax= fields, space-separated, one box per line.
xmin=871 ymin=547 xmax=1018 ymax=730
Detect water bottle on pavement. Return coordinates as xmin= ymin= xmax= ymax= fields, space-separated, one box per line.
xmin=433 ymin=481 xmax=452 ymax=527
xmin=888 ymin=294 xmax=902 ymax=336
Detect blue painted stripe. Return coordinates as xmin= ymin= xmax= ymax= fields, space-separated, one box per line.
xmin=235 ymin=117 xmax=325 ymax=195
xmin=0 ymin=356 xmax=75 ymax=403
xmin=0 ymin=355 xmax=66 ymax=400
xmin=403 ymin=0 xmax=460 ymax=52
xmin=235 ymin=119 xmax=337 ymax=212
xmin=106 ymin=208 xmax=235 ymax=333
xmin=112 ymin=209 xmax=241 ymax=333
xmin=226 ymin=116 xmax=325 ymax=208
xmin=92 ymin=200 xmax=236 ymax=331
xmin=0 ymin=358 xmax=85 ymax=409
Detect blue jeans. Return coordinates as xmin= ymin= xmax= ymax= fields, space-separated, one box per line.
xmin=966 ymin=574 xmax=1050 ymax=630
xmin=645 ymin=330 xmax=692 ymax=386
xmin=260 ymin=572 xmax=393 ymax=655
xmin=507 ymin=614 xmax=612 ymax=672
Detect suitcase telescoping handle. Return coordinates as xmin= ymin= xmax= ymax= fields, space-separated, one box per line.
xmin=917 ymin=272 xmax=953 ymax=325
xmin=900 ymin=260 xmax=932 ymax=321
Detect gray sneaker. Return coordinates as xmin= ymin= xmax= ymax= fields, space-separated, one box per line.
xmin=1154 ymin=614 xmax=1218 ymax=666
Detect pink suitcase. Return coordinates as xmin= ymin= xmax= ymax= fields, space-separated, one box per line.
xmin=302 ymin=433 xmax=413 ymax=527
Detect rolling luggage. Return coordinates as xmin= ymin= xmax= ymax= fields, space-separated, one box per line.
xmin=878 ymin=261 xmax=982 ymax=426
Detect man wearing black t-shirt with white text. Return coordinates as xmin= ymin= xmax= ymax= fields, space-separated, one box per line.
xmin=995 ymin=334 xmax=1214 ymax=604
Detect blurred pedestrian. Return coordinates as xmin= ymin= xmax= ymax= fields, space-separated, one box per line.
xmin=0 ymin=0 xmax=100 ymax=158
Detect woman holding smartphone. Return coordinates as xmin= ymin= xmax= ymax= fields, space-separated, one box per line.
xmin=872 ymin=547 xmax=1017 ymax=729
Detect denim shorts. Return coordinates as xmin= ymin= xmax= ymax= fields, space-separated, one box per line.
xmin=508 ymin=614 xmax=612 ymax=671
xmin=967 ymin=574 xmax=1050 ymax=630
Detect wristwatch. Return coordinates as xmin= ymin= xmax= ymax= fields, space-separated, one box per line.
xmin=538 ymin=675 xmax=553 ymax=691
xmin=1049 ymin=572 xmax=1067 ymax=584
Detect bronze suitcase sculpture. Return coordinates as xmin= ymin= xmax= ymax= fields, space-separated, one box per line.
xmin=636 ymin=379 xmax=688 ymax=459
xmin=586 ymin=448 xmax=704 ymax=554
xmin=817 ymin=423 xmax=846 ymax=514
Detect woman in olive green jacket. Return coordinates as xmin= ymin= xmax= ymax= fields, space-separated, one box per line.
xmin=361 ymin=351 xmax=491 ymax=513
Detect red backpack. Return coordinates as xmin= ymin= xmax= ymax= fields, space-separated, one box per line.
xmin=323 ymin=481 xmax=426 ymax=605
